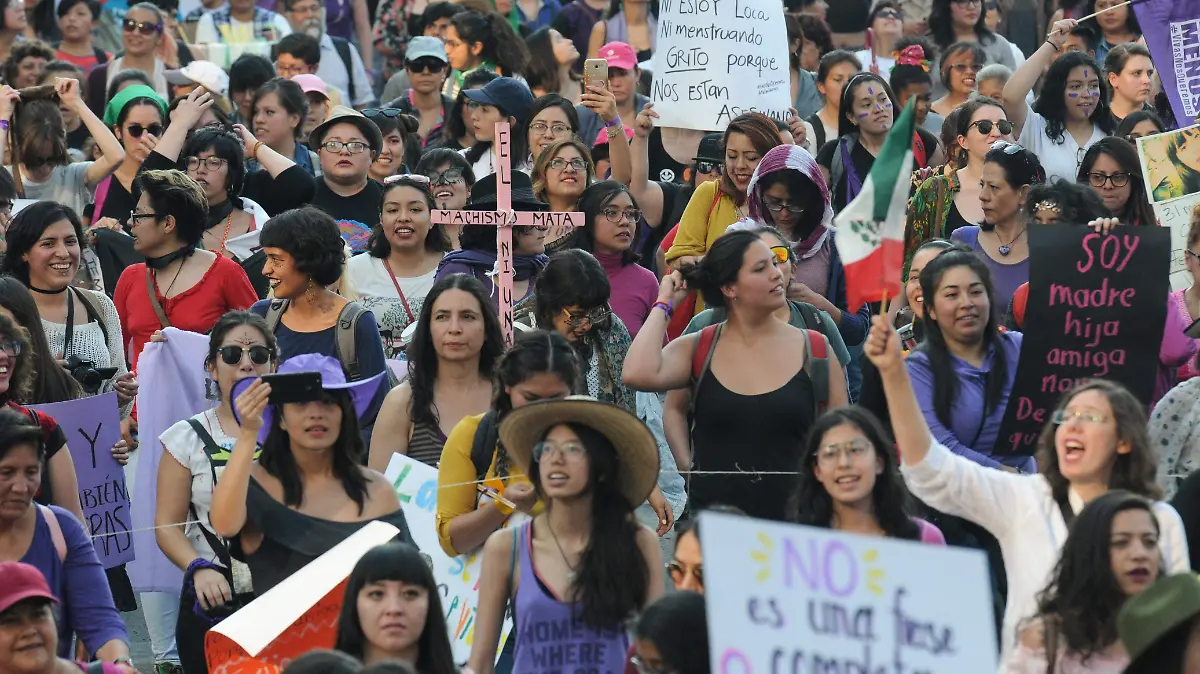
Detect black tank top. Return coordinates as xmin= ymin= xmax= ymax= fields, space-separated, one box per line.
xmin=689 ymin=365 xmax=815 ymax=522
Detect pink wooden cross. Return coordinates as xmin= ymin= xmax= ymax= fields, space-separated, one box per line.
xmin=432 ymin=122 xmax=584 ymax=346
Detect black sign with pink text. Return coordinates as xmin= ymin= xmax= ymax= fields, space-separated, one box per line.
xmin=996 ymin=226 xmax=1169 ymax=456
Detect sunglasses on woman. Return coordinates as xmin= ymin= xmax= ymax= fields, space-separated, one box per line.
xmin=950 ymin=63 xmax=984 ymax=74
xmin=123 ymin=18 xmax=162 ymax=34
xmin=424 ymin=168 xmax=464 ymax=185
xmin=969 ymin=119 xmax=1013 ymax=136
xmin=216 ymin=345 xmax=274 ymax=366
xmin=126 ymin=123 xmax=164 ymax=138
xmin=561 ymin=306 xmax=611 ymax=329
xmin=695 ymin=160 xmax=722 ymax=174
xmin=770 ymin=245 xmax=792 ymax=264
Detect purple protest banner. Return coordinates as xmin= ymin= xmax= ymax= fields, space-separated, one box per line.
xmin=1134 ymin=0 xmax=1200 ymax=126
xmin=31 ymin=392 xmax=133 ymax=568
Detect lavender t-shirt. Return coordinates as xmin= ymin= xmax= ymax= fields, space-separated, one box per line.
xmin=950 ymin=226 xmax=1030 ymax=321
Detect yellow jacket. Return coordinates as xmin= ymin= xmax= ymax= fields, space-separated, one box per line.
xmin=664 ymin=180 xmax=741 ymax=262
xmin=434 ymin=413 xmax=544 ymax=557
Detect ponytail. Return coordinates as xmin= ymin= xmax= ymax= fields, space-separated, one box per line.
xmin=679 ymin=230 xmax=760 ymax=308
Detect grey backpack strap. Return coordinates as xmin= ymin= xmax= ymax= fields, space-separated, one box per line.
xmin=264 ymin=299 xmax=289 ymax=334
xmin=335 ymin=302 xmax=368 ymax=381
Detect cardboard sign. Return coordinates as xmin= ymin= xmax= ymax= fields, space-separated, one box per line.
xmin=31 ymin=393 xmax=132 ymax=568
xmin=649 ymin=0 xmax=791 ymax=130
xmin=385 ymin=453 xmax=515 ymax=664
xmin=996 ymin=227 xmax=1170 ymax=454
xmin=700 ymin=511 xmax=996 ymax=672
xmin=205 ymin=520 xmax=403 ymax=674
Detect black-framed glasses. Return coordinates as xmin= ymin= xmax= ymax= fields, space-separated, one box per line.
xmin=406 ymin=57 xmax=446 ymax=73
xmin=126 ymin=123 xmax=164 ymax=138
xmin=123 ymin=18 xmax=162 ymax=34
xmin=763 ymin=198 xmax=805 ymax=214
xmin=969 ymin=119 xmax=1013 ymax=136
xmin=362 ymin=107 xmax=404 ymax=118
xmin=601 ymin=207 xmax=641 ymax=223
xmin=424 ymin=168 xmax=465 ymax=185
xmin=1189 ymin=249 xmax=1200 ymax=262
xmin=695 ymin=160 xmax=722 ymax=174
xmin=185 ymin=156 xmax=229 ymax=171
xmin=217 ymin=345 xmax=274 ymax=366
xmin=129 ymin=211 xmax=159 ymax=224
xmin=548 ymin=157 xmax=588 ymax=171
xmin=665 ymin=561 xmax=702 ymax=587
xmin=1086 ymin=171 xmax=1131 ymax=188
xmin=321 ymin=140 xmax=369 ymax=154
xmin=529 ymin=121 xmax=571 ymax=137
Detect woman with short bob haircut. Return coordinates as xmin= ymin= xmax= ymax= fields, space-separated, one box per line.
xmin=864 ymin=311 xmax=1190 ymax=664
xmin=335 ymin=542 xmax=456 ymax=672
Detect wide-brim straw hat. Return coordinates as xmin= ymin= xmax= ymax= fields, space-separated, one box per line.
xmin=498 ymin=396 xmax=659 ymax=507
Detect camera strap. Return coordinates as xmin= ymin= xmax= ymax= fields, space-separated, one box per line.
xmin=63 ymin=289 xmax=75 ymax=358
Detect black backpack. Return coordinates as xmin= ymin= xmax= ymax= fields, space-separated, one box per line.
xmin=469 ymin=410 xmax=500 ymax=481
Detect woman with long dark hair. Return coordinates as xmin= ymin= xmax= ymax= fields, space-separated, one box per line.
xmin=335 ymin=543 xmax=456 ymax=672
xmin=462 ymin=76 xmax=533 ymax=178
xmin=574 ymin=181 xmax=658 ymax=336
xmin=434 ymin=329 xmax=579 ymax=557
xmin=468 ymin=395 xmax=664 ymax=673
xmin=521 ymin=94 xmax=579 ymax=168
xmin=1077 ymin=136 xmax=1155 ymax=226
xmin=864 ymin=314 xmax=1189 ymax=664
xmin=1115 ymin=109 xmax=1163 ymax=142
xmin=1006 ymin=490 xmax=1159 ymax=670
xmin=926 ymin=0 xmax=1018 ymax=71
xmin=368 ymin=274 xmax=504 ymax=469
xmin=431 ymin=68 xmax=497 ymax=151
xmin=156 ymin=310 xmax=277 ymax=673
xmin=626 ymin=231 xmax=848 ymax=520
xmin=950 ymin=141 xmax=1045 ymax=311
xmin=209 ymin=353 xmax=408 ymax=595
xmin=1004 ymin=22 xmax=1113 ymax=184
xmin=807 ymin=50 xmax=861 ymax=150
xmin=791 ymin=406 xmax=944 ymax=543
xmin=345 ymin=175 xmax=451 ymax=358
xmin=523 ymin=28 xmax=581 ymax=101
xmin=633 ymin=592 xmax=710 ymax=674
xmin=442 ymin=11 xmax=529 ymax=99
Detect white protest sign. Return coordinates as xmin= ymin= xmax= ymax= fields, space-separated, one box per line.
xmin=1151 ymin=192 xmax=1200 ymax=291
xmin=1137 ymin=129 xmax=1200 ymax=291
xmin=700 ymin=511 xmax=997 ymax=673
xmin=649 ymin=0 xmax=790 ymax=130
xmin=385 ymin=453 xmax=515 ymax=663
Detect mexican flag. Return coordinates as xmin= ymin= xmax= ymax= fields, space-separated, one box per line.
xmin=832 ymin=99 xmax=917 ymax=312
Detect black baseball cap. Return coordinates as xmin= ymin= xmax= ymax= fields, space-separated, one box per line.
xmin=463 ymin=77 xmax=535 ymax=124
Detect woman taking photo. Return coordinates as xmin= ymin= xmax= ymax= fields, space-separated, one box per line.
xmin=926 ymin=0 xmax=1018 ymax=71
xmin=209 ymin=353 xmax=407 ymax=595
xmin=625 ymin=231 xmax=849 ymax=521
xmin=524 ymin=28 xmax=581 ymax=101
xmin=434 ymin=329 xmax=578 ymax=558
xmin=807 ymin=51 xmax=861 ymax=150
xmin=1006 ymin=490 xmax=1160 ymax=671
xmin=1004 ymin=23 xmax=1113 ymax=184
xmin=93 ymin=84 xmax=167 ymax=223
xmin=368 ymin=275 xmax=504 ymax=470
xmin=463 ymin=76 xmax=533 ymax=178
xmin=344 ymin=175 xmax=451 ymax=358
xmin=442 ymin=11 xmax=529 ymax=99
xmin=791 ymin=405 xmax=945 ymax=543
xmin=335 ymin=543 xmax=456 ymax=672
xmin=0 ymin=409 xmax=135 ymax=668
xmin=863 ymin=316 xmax=1188 ymax=664
xmin=1077 ymin=137 xmax=1155 ymax=227
xmin=114 ymin=169 xmax=257 ymax=371
xmin=574 ymin=181 xmax=658 ymax=337
xmin=523 ymin=94 xmax=578 ymax=168
xmin=950 ymin=141 xmax=1045 ymax=311
xmin=665 ymin=113 xmax=782 ymax=268
xmin=155 ymin=311 xmax=276 ymax=674
xmin=251 ymin=77 xmax=317 ymax=177
xmin=1105 ymin=43 xmax=1154 ymax=125
xmin=930 ymin=42 xmax=986 ymax=118
xmin=253 ymin=207 xmax=390 ymax=435
xmin=414 ymin=148 xmax=475 ymax=248
xmin=906 ymin=97 xmax=1011 ymax=268
xmin=468 ymin=395 xmax=665 ymax=672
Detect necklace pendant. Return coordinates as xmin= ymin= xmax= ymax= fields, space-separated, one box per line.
xmin=999 ymin=245 xmax=1011 ymax=256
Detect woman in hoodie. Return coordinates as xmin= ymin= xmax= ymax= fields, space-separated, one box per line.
xmin=433 ymin=172 xmax=550 ymax=310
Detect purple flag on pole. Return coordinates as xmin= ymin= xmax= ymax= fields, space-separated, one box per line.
xmin=30 ymin=393 xmax=133 ymax=568
xmin=1135 ymin=0 xmax=1200 ymax=126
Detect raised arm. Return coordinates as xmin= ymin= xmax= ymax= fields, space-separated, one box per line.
xmin=622 ymin=272 xmax=698 ymax=391
xmin=56 ymin=78 xmax=126 ymax=187
xmin=152 ymin=88 xmax=215 ymax=163
xmin=0 ymin=85 xmax=17 ymax=167
xmin=209 ymin=379 xmax=269 ymax=538
xmin=580 ymin=84 xmax=631 ymax=185
xmin=234 ymin=124 xmax=299 ymax=177
xmin=630 ymin=104 xmax=666 ymax=226
xmin=1003 ymin=19 xmax=1075 ymax=138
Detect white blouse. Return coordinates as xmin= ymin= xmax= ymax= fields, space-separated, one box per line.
xmin=343 ymin=255 xmax=438 ymax=357
xmin=40 ymin=288 xmax=131 ymax=416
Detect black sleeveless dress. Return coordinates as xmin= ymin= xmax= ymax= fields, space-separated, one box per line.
xmin=689 ymin=364 xmax=816 ymax=522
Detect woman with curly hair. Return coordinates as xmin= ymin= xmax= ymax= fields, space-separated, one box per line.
xmin=531 ymin=136 xmax=594 ymax=219
xmin=1003 ymin=20 xmax=1113 ymax=184
xmin=251 ymin=206 xmax=391 ymax=438
xmin=1006 ymin=490 xmax=1159 ymax=671
xmin=791 ymin=406 xmax=944 ymax=543
xmin=368 ymin=274 xmax=503 ymax=470
xmin=3 ymin=40 xmax=53 ymax=89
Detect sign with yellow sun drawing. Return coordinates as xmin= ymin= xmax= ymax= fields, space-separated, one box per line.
xmin=700 ymin=511 xmax=997 ymax=672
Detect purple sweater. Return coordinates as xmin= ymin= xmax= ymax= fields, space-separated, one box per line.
xmin=21 ymin=506 xmax=129 ymax=657
xmin=595 ymin=250 xmax=659 ymax=339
